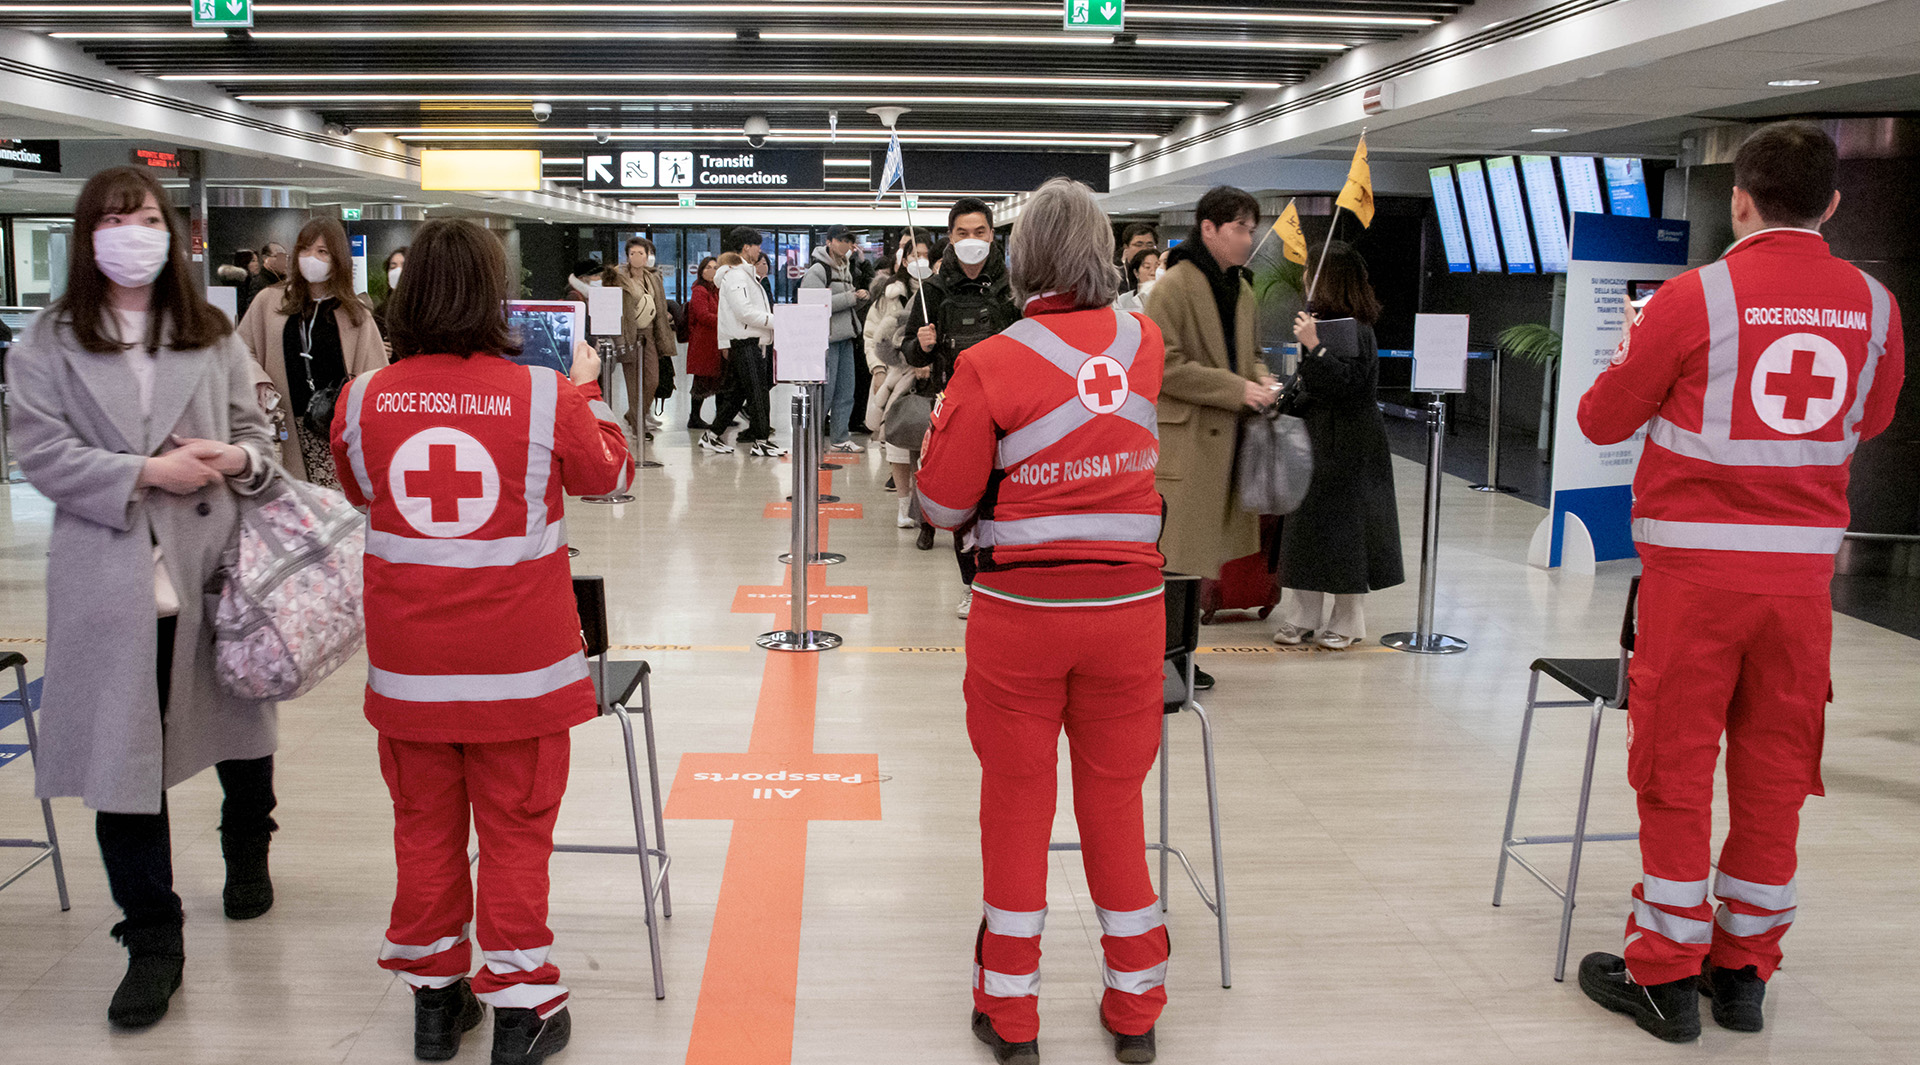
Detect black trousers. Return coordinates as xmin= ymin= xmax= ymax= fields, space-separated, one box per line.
xmin=95 ymin=616 xmax=277 ymax=934
xmin=711 ymin=338 xmax=773 ymax=443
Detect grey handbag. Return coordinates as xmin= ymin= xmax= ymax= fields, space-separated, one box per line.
xmin=1236 ymin=405 xmax=1314 ymax=516
xmin=883 ymin=390 xmax=935 ymax=449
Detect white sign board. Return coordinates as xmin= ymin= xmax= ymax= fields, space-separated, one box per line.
xmin=773 ymin=303 xmax=830 ymax=382
xmin=586 ymin=286 xmax=624 ymax=337
xmin=1529 ymin=212 xmax=1690 ymax=573
xmin=1412 ymin=314 xmax=1470 ymax=393
xmin=206 ymin=284 xmax=238 ymax=322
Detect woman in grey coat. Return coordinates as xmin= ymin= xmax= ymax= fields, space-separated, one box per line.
xmin=8 ymin=166 xmax=282 ymax=1030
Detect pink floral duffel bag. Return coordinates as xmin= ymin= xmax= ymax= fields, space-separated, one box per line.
xmin=208 ymin=468 xmax=366 ymax=701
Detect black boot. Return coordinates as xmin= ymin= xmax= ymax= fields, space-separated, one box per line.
xmin=1107 ymin=1025 xmax=1156 ymax=1064
xmin=221 ymin=830 xmax=274 ymax=920
xmin=415 ymin=979 xmax=484 ymax=1061
xmin=1699 ymin=960 xmax=1767 ymax=1032
xmin=108 ymin=922 xmax=185 ymax=1029
xmin=916 ymin=524 xmax=936 ymax=551
xmin=971 ymin=1010 xmax=1039 ymax=1065
xmin=491 ymin=1005 xmax=571 ymax=1065
xmin=1578 ymin=952 xmax=1700 ymax=1043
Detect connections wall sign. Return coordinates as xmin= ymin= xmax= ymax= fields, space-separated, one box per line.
xmin=583 ymin=148 xmax=824 ymax=193
xmin=0 ymin=139 xmax=60 ymax=173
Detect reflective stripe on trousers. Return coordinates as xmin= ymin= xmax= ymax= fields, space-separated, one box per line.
xmin=1632 ymin=517 xmax=1846 ymax=554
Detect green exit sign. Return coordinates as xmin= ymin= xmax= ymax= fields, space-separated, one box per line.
xmin=193 ymin=0 xmax=252 ymax=28
xmin=678 ymin=193 xmax=697 ymax=208
xmin=1063 ymin=0 xmax=1122 ymax=31
xmin=341 ymin=207 xmax=362 ymax=221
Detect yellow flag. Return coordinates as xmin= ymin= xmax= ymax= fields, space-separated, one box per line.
xmin=1274 ymin=199 xmax=1308 ymax=265
xmin=1334 ymin=134 xmax=1374 ymax=228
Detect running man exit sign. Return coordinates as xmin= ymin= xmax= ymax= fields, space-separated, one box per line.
xmin=1064 ymin=0 xmax=1123 ymax=31
xmin=193 ymin=0 xmax=252 ymax=29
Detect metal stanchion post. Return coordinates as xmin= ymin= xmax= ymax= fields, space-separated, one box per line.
xmin=1383 ymin=396 xmax=1468 ymax=655
xmin=581 ymin=339 xmax=636 ymax=505
xmin=779 ymin=382 xmax=845 ymax=566
xmin=1471 ymin=348 xmax=1517 ymax=494
xmin=759 ymin=389 xmax=842 ymax=653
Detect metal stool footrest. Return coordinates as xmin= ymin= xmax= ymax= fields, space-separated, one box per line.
xmin=0 ymin=657 xmax=71 ymax=910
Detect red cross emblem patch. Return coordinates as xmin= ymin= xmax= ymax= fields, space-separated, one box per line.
xmin=1075 ymin=355 xmax=1130 ymax=415
xmin=388 ymin=427 xmax=501 ymax=537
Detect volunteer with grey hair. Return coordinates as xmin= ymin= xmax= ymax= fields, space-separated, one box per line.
xmin=918 ymin=177 xmax=1171 ymax=1065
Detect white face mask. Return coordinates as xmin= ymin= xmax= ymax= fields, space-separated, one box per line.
xmin=1154 ymin=264 xmax=1166 ymax=280
xmin=953 ymin=239 xmax=991 ymax=266
xmin=298 ymin=254 xmax=331 ymax=284
xmin=93 ymin=224 xmax=172 ymax=288
xmin=905 ymin=257 xmax=933 ymax=280
xmin=387 ymin=266 xmax=402 ymax=289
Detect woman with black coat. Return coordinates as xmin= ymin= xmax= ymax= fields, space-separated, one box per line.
xmin=1272 ymin=242 xmax=1405 ymax=649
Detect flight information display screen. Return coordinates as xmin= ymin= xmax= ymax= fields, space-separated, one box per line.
xmin=1520 ymin=154 xmax=1571 ymax=273
xmin=1453 ymin=161 xmax=1504 ymax=273
xmin=1604 ymin=157 xmax=1651 ymax=217
xmin=1560 ymin=155 xmax=1606 ymax=216
xmin=1484 ymin=157 xmax=1538 ymax=274
xmin=1428 ymin=165 xmax=1473 ymax=273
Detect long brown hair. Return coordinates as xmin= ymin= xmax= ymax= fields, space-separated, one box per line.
xmin=52 ymin=166 xmax=230 ymax=354
xmin=1307 ymin=242 xmax=1383 ymax=324
xmin=278 ymin=216 xmax=368 ymax=326
xmin=386 ymin=218 xmax=518 ymax=359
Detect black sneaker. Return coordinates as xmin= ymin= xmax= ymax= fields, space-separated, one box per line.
xmin=1192 ymin=667 xmax=1215 ymax=691
xmin=1699 ymin=961 xmax=1767 ymax=1032
xmin=916 ymin=524 xmax=936 ymax=551
xmin=971 ymin=1010 xmax=1039 ymax=1065
xmin=414 ymin=979 xmax=483 ymax=1061
xmin=491 ymin=1005 xmax=571 ymax=1065
xmin=1105 ymin=1023 xmax=1156 ymax=1064
xmin=1578 ymin=952 xmax=1700 ymax=1043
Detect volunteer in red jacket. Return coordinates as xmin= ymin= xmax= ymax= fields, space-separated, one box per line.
xmin=1575 ymin=122 xmax=1904 ymax=1042
xmin=918 ymin=178 xmax=1169 ymax=1065
xmin=330 ymin=219 xmax=633 ymax=1065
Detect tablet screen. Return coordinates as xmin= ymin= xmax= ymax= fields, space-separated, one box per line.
xmin=506 ymin=301 xmax=583 ymax=376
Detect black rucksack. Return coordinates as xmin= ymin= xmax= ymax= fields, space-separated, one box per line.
xmin=938 ymin=277 xmax=1017 ymax=361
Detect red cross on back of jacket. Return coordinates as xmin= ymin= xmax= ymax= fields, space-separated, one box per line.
xmin=1578 ymin=229 xmax=1905 ymax=595
xmin=918 ymin=299 xmax=1166 ymax=602
xmin=330 ymin=353 xmax=634 ymax=742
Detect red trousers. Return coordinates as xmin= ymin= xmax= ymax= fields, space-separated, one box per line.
xmin=1622 ymin=569 xmax=1827 ymax=985
xmin=377 ymin=731 xmax=573 ymax=1016
xmin=964 ymin=593 xmax=1169 ymax=1042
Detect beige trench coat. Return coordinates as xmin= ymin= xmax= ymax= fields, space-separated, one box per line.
xmin=234 ymin=286 xmax=387 ymax=480
xmin=1145 ymin=259 xmax=1265 ymax=580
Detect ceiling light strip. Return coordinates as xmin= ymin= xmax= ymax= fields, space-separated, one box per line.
xmin=163 ymin=71 xmax=1278 ymax=91
xmin=367 ymin=126 xmax=1146 ymax=139
xmin=239 ymin=93 xmax=1226 ymax=107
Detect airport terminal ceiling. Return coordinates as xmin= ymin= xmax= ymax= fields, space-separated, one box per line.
xmin=0 ymin=1 xmax=1471 ymax=207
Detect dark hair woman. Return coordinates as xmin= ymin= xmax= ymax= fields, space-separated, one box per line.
xmin=234 ymin=216 xmax=386 ymax=487
xmin=685 ymin=254 xmax=723 ymax=428
xmin=8 ymin=165 xmax=283 ymax=1029
xmin=1114 ymin=247 xmax=1161 ymax=315
xmin=329 ymin=218 xmax=633 ymax=1064
xmin=372 ymin=244 xmax=408 ymax=338
xmin=1275 ymin=241 xmax=1405 ymax=650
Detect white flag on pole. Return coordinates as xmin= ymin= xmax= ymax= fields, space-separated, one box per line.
xmin=876 ymin=130 xmax=905 ymax=204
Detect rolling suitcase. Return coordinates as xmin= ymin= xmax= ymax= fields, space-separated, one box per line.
xmin=1199 ymin=516 xmax=1281 ymax=624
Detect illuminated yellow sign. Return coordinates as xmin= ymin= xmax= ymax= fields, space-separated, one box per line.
xmin=419 ymin=149 xmax=544 ymax=192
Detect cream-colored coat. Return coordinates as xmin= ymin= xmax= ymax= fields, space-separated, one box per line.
xmin=235 ymin=286 xmax=386 ymax=480
xmin=1145 ymin=259 xmax=1265 ymax=579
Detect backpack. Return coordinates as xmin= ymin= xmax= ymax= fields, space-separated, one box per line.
xmin=937 ymin=277 xmax=1016 ymax=362
xmin=667 ymin=298 xmax=689 ymax=343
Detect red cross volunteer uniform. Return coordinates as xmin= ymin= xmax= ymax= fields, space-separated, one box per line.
xmin=330 ymin=352 xmax=633 ymax=1017
xmin=917 ymin=296 xmax=1170 ymax=1044
xmin=1578 ymin=227 xmax=1904 ymax=987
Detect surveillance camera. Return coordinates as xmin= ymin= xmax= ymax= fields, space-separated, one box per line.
xmin=594 ymin=130 xmax=611 ymax=145
xmin=744 ymin=114 xmax=770 ymax=148
xmin=532 ymin=102 xmax=552 ymax=122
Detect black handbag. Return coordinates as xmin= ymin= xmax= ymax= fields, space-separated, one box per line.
xmin=304 ymin=379 xmax=345 ymax=438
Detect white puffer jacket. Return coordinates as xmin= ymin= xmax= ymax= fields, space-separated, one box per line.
xmin=716 ymin=262 xmax=774 ymax=344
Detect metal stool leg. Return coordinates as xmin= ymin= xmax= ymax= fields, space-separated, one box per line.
xmin=1555 ymin=696 xmax=1607 ymax=983
xmin=1191 ymin=701 xmax=1230 ymax=988
xmin=6 ymin=662 xmax=67 ymax=909
xmin=1493 ymin=671 xmax=1544 ymax=907
xmin=1157 ymin=712 xmax=1171 ymax=913
xmin=612 ymin=704 xmax=667 ymax=1000
xmin=638 ymin=670 xmax=671 ymax=917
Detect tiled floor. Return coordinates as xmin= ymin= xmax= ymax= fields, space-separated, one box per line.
xmin=2 ymin=385 xmax=1917 ymax=1064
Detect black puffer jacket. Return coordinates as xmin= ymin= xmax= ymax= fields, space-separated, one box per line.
xmin=904 ymin=243 xmax=1018 ymax=390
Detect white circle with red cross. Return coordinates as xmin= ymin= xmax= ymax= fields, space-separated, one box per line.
xmin=1075 ymin=355 xmax=1130 ymax=415
xmin=1750 ymin=332 xmax=1849 ymax=436
xmin=388 ymin=427 xmax=501 ymax=537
